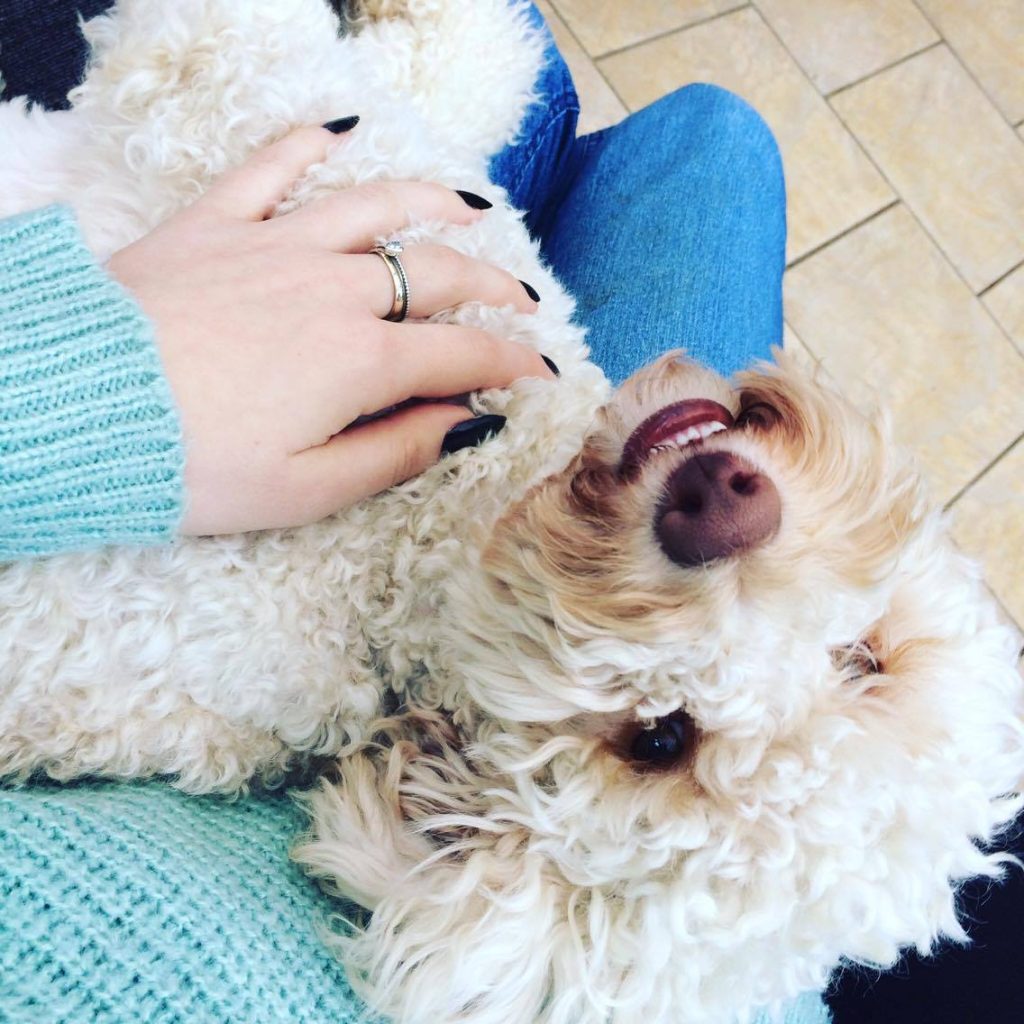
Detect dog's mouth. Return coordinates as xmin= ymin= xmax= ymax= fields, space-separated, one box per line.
xmin=619 ymin=399 xmax=734 ymax=480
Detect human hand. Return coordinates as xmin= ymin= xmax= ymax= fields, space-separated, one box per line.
xmin=107 ymin=120 xmax=554 ymax=536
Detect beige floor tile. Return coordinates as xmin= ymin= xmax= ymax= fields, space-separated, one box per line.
xmin=831 ymin=46 xmax=1024 ymax=293
xmin=783 ymin=205 xmax=1024 ymax=504
xmin=598 ymin=8 xmax=893 ymax=262
xmin=536 ymin=1 xmax=626 ymax=134
xmin=550 ymin=0 xmax=743 ymax=58
xmin=782 ymin=321 xmax=801 ymax=352
xmin=951 ymin=441 xmax=1024 ymax=628
xmin=985 ymin=263 xmax=1024 ymax=355
xmin=917 ymin=0 xmax=1024 ymax=125
xmin=781 ymin=322 xmax=818 ymax=369
xmin=754 ymin=0 xmax=937 ymax=95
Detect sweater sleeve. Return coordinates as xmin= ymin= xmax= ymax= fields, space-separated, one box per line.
xmin=0 ymin=205 xmax=184 ymax=561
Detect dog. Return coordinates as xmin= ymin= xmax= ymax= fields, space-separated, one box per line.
xmin=0 ymin=1 xmax=1021 ymax=1022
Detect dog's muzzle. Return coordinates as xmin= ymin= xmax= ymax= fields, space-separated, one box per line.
xmin=656 ymin=451 xmax=781 ymax=567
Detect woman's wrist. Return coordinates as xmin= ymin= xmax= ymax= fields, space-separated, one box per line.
xmin=0 ymin=205 xmax=184 ymax=560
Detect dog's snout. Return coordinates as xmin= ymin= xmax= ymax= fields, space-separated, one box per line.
xmin=656 ymin=452 xmax=781 ymax=567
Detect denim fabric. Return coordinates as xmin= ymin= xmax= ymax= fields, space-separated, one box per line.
xmin=489 ymin=21 xmax=785 ymax=386
xmin=488 ymin=3 xmax=582 ymax=243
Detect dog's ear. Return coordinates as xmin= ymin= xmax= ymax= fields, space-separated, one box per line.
xmin=292 ymin=724 xmax=572 ymax=1023
xmin=829 ymin=535 xmax=1024 ymax=862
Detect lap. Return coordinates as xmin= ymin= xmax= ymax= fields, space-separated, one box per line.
xmin=539 ymin=84 xmax=786 ymax=385
xmin=488 ymin=20 xmax=786 ymax=385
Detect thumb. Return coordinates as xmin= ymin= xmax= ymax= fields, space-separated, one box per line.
xmin=290 ymin=404 xmax=507 ymax=521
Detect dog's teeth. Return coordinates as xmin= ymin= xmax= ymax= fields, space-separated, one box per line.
xmin=649 ymin=419 xmax=728 ymax=456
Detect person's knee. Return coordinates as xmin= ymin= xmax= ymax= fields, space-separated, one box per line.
xmin=667 ymin=83 xmax=784 ymax=192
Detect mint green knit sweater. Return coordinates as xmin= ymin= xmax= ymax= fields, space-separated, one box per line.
xmin=0 ymin=205 xmax=184 ymax=560
xmin=0 ymin=781 xmax=833 ymax=1024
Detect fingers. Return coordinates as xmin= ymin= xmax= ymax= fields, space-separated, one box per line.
xmin=355 ymin=245 xmax=539 ymax=319
xmin=344 ymin=324 xmax=556 ymax=415
xmin=289 ymin=403 xmax=498 ymax=521
xmin=198 ymin=122 xmax=359 ymax=220
xmin=270 ymin=181 xmax=491 ymax=252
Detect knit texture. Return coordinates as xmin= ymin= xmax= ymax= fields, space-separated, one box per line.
xmin=0 ymin=782 xmax=368 ymax=1024
xmin=0 ymin=205 xmax=184 ymax=560
xmin=0 ymin=780 xmax=832 ymax=1024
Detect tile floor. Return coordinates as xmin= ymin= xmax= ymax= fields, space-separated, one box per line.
xmin=538 ymin=0 xmax=1024 ymax=635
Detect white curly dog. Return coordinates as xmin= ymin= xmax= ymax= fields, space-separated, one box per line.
xmin=1 ymin=1 xmax=1021 ymax=1022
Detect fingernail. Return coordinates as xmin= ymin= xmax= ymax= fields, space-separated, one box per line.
xmin=541 ymin=355 xmax=560 ymax=377
xmin=323 ymin=115 xmax=360 ymax=134
xmin=440 ymin=415 xmax=506 ymax=456
xmin=519 ymin=280 xmax=541 ymax=303
xmin=456 ymin=190 xmax=493 ymax=210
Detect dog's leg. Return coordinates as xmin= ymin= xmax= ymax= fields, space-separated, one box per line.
xmin=348 ymin=0 xmax=548 ymax=162
xmin=293 ymin=732 xmax=576 ymax=1024
xmin=0 ymin=703 xmax=294 ymax=795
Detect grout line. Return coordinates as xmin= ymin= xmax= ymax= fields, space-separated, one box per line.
xmin=545 ymin=0 xmax=634 ymax=115
xmin=979 ymin=257 xmax=1024 ymax=298
xmin=944 ymin=433 xmax=1023 ymax=512
xmin=907 ymin=6 xmax=1023 ymax=635
xmin=784 ymin=200 xmax=900 ymax=271
xmin=885 ymin=204 xmax=1024 ymax=359
xmin=825 ymin=56 xmax=1023 ymax=310
xmin=600 ymin=74 xmax=630 ymax=115
xmin=749 ymin=0 xmax=832 ymax=96
xmin=593 ymin=3 xmax=749 ymax=63
xmin=749 ymin=9 xmax=994 ymax=319
xmin=909 ymin=0 xmax=1023 ymax=134
xmin=750 ymin=6 xmax=910 ymax=241
xmin=989 ymin=589 xmax=1024 ymax=646
xmin=824 ymin=39 xmax=942 ymax=100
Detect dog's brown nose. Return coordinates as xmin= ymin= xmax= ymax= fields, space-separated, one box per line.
xmin=656 ymin=452 xmax=780 ymax=567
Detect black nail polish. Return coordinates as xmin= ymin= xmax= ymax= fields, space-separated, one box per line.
xmin=456 ymin=190 xmax=493 ymax=210
xmin=440 ymin=415 xmax=506 ymax=456
xmin=322 ymin=115 xmax=360 ymax=134
xmin=541 ymin=355 xmax=560 ymax=377
xmin=519 ymin=280 xmax=541 ymax=303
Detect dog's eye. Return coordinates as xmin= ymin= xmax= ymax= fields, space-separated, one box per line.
xmin=736 ymin=402 xmax=780 ymax=430
xmin=831 ymin=639 xmax=883 ymax=679
xmin=630 ymin=715 xmax=690 ymax=766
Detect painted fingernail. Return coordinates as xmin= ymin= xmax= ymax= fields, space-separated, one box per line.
xmin=541 ymin=355 xmax=560 ymax=377
xmin=456 ymin=190 xmax=493 ymax=210
xmin=440 ymin=415 xmax=507 ymax=456
xmin=519 ymin=280 xmax=541 ymax=303
xmin=323 ymin=115 xmax=360 ymax=134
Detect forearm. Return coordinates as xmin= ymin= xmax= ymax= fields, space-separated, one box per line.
xmin=0 ymin=205 xmax=184 ymax=560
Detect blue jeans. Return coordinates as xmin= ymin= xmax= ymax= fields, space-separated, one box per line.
xmin=489 ymin=14 xmax=786 ymax=387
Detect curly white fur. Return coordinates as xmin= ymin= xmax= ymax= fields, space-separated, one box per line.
xmin=0 ymin=2 xmax=1021 ymax=1022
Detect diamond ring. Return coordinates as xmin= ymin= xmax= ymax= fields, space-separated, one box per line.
xmin=371 ymin=239 xmax=410 ymax=322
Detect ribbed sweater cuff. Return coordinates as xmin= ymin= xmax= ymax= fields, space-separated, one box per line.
xmin=0 ymin=206 xmax=184 ymax=560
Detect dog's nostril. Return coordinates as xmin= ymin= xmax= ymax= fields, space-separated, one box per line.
xmin=729 ymin=472 xmax=757 ymax=496
xmin=680 ymin=491 xmax=703 ymax=515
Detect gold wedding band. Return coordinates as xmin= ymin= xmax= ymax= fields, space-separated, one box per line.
xmin=372 ymin=239 xmax=410 ymax=323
